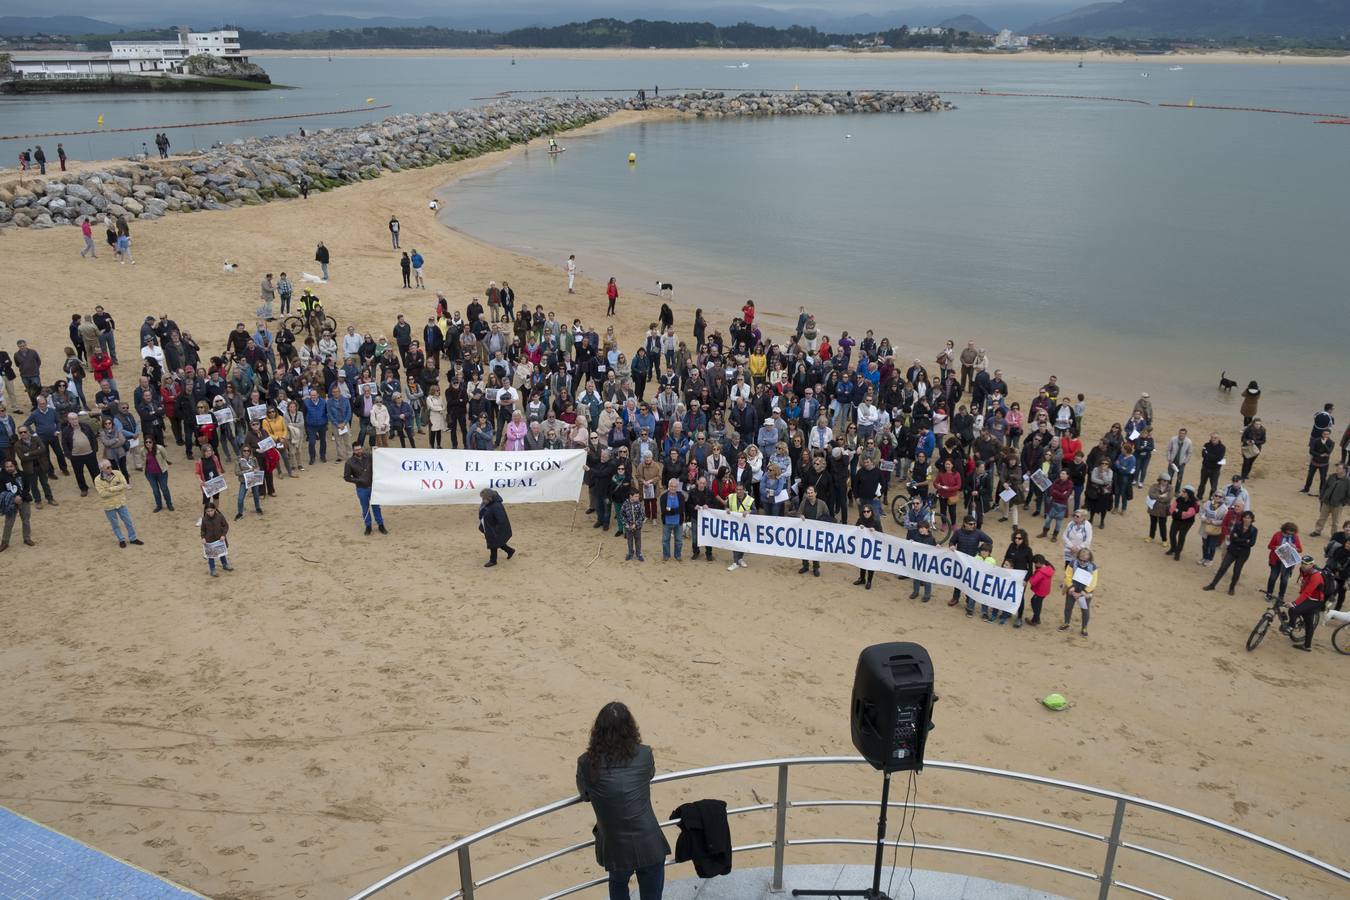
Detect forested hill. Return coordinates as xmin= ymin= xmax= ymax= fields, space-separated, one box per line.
xmin=68 ymin=19 xmax=994 ymax=52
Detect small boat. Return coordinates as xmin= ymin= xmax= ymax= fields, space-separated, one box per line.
xmin=547 ymin=147 xmax=566 ymax=155
xmin=1169 ymin=65 xmax=1184 ymax=71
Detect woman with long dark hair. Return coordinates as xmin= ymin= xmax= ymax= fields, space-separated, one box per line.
xmin=576 ymin=702 xmax=669 ymax=899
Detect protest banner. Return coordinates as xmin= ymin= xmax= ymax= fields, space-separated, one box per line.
xmin=696 ymin=508 xmax=1025 ymax=613
xmin=370 ymin=448 xmax=586 ymax=506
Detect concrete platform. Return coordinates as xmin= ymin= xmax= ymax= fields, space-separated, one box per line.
xmin=0 ymin=806 xmax=202 ymax=899
xmin=663 ymin=865 xmax=1071 ymax=899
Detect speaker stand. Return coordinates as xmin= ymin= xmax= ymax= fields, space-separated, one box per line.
xmin=792 ymin=770 xmax=896 ymax=900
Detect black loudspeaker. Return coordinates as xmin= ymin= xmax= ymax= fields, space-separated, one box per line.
xmin=850 ymin=643 xmax=936 ymax=773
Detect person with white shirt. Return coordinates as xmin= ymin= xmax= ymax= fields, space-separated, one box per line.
xmin=342 ymin=326 xmax=363 ymax=359
xmin=809 ymin=415 xmax=834 ymax=452
xmin=566 ymin=254 xmax=577 ymax=293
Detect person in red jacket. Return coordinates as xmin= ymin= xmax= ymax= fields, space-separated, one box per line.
xmin=932 ymin=457 xmax=963 ymax=528
xmin=1281 ymin=556 xmax=1326 ymax=651
xmin=1264 ymin=521 xmax=1302 ymax=601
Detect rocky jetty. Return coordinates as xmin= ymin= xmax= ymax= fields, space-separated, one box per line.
xmin=0 ymin=91 xmax=949 ymax=230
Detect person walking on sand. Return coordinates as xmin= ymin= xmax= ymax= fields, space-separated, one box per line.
xmin=95 ymin=458 xmax=142 ymax=548
xmin=0 ymin=458 xmax=36 ymax=552
xmin=606 ymin=277 xmax=618 ymax=317
xmin=57 ymin=143 xmax=67 ymax=171
xmin=478 ymin=488 xmax=515 ymax=567
xmin=315 ymin=241 xmax=330 ymax=281
xmin=1204 ymin=509 xmax=1257 ymax=595
xmin=410 ymin=249 xmax=425 ymax=289
xmin=575 ymin=702 xmax=670 ymax=900
xmin=567 ymin=254 xmax=577 ymax=293
xmin=1059 ymin=548 xmax=1098 ymax=637
xmin=388 ymin=215 xmax=401 ymax=249
xmin=201 ymin=503 xmax=233 ymax=576
xmin=80 ymin=217 xmax=97 ymax=258
xmin=400 ymin=252 xmax=411 ymax=289
xmin=259 ymin=273 xmax=276 ymax=321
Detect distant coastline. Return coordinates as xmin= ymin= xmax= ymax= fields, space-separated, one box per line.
xmin=247 ymin=47 xmax=1350 ymax=65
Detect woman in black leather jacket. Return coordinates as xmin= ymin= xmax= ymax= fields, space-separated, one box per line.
xmin=576 ymin=702 xmax=670 ymax=899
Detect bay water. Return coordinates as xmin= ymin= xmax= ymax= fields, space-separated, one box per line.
xmin=5 ymin=54 xmax=1346 ymax=411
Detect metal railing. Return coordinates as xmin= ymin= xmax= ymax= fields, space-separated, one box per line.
xmin=350 ymin=756 xmax=1348 ymax=900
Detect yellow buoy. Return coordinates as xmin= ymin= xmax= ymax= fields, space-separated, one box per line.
xmin=97 ymin=114 xmax=104 ymax=126
xmin=1187 ymin=98 xmax=1194 ymax=107
xmin=628 ymin=152 xmax=637 ymax=163
xmin=366 ymin=97 xmax=375 ymax=103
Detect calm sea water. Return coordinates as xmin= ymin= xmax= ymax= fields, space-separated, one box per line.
xmin=5 ymin=55 xmax=1346 ymax=408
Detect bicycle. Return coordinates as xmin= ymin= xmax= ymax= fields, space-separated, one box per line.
xmin=282 ymin=307 xmax=337 ymax=340
xmin=890 ymin=483 xmax=953 ymax=544
xmin=1246 ymin=595 xmax=1315 ymax=652
xmin=1328 ymin=608 xmax=1350 ymax=655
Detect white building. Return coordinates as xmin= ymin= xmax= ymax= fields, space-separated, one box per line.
xmin=10 ymin=28 xmax=246 ymax=79
xmin=993 ymin=29 xmax=1031 ymax=50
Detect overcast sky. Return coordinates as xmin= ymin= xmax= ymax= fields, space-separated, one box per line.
xmin=7 ymin=1 xmax=1057 ymax=25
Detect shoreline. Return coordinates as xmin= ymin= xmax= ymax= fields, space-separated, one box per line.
xmin=0 ymin=105 xmax=1344 ymax=898
xmin=248 ymin=47 xmax=1350 ymax=65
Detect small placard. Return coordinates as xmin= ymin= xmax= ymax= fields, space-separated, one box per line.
xmin=248 ymin=404 xmax=268 ymax=421
xmin=879 ymin=460 xmax=896 ymax=473
xmin=257 ymin=437 xmax=276 ymax=453
xmin=195 ymin=413 xmax=213 ymax=426
xmin=214 ymin=408 xmax=235 ymax=425
xmin=202 ymin=475 xmax=228 ymax=497
xmin=204 ymin=539 xmax=228 ymax=559
xmin=244 ymin=470 xmax=266 ymax=488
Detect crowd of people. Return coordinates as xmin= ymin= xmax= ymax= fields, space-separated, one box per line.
xmin=1 ymin=228 xmax=1346 ymax=647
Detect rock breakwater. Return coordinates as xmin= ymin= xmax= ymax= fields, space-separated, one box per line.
xmin=0 ymin=91 xmax=950 ymax=230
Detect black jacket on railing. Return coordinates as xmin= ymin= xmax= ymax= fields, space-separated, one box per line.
xmin=670 ymin=799 xmax=732 ymax=878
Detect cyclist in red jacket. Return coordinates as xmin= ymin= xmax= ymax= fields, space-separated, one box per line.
xmin=1281 ymin=556 xmax=1326 ymax=651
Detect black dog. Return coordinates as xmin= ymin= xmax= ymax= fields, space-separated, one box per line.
xmin=1219 ymin=371 xmax=1237 ymax=392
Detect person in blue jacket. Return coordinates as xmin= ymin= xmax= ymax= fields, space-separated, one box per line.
xmin=327 ymin=384 xmax=352 ymax=462
xmin=303 ymin=388 xmax=328 ymax=464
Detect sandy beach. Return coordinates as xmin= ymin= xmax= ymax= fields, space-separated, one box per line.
xmin=248 ymin=47 xmax=1350 ymax=66
xmin=0 ymin=108 xmax=1346 ymax=900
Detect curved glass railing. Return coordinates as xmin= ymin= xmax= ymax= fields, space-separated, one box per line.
xmin=349 ymin=756 xmax=1348 ymax=900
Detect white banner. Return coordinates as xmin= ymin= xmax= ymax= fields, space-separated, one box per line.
xmin=696 ymin=509 xmax=1025 ymax=613
xmin=370 ymin=448 xmax=586 ymax=506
